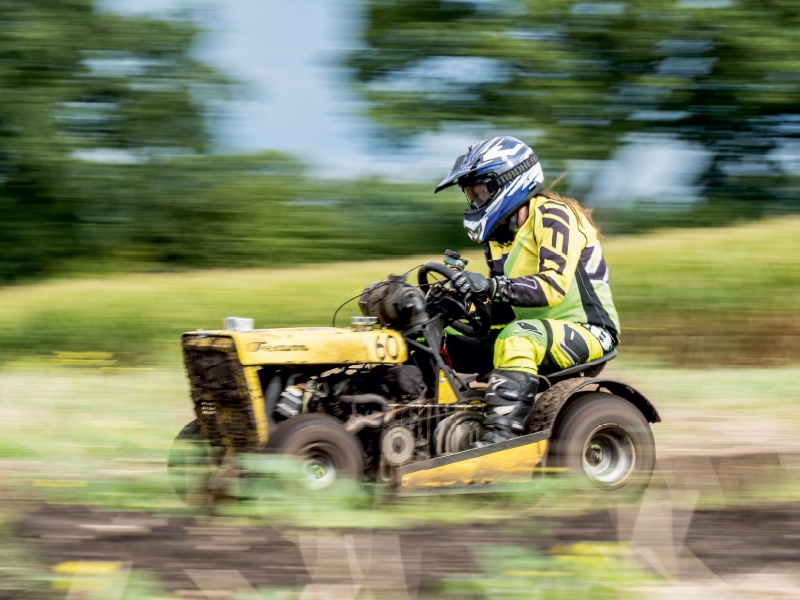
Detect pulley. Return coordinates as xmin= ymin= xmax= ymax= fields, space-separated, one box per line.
xmin=381 ymin=426 xmax=415 ymax=467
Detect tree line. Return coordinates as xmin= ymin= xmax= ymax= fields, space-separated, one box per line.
xmin=349 ymin=0 xmax=800 ymax=229
xmin=2 ymin=0 xmax=799 ymax=282
xmin=0 ymin=1 xmax=464 ymax=282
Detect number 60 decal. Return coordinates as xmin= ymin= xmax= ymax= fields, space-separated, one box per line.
xmin=375 ymin=335 xmax=400 ymax=361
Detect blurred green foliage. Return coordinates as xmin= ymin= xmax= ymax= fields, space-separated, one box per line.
xmin=64 ymin=156 xmax=465 ymax=273
xmin=0 ymin=0 xmax=223 ymax=280
xmin=349 ymin=0 xmax=800 ymax=226
xmin=0 ymin=1 xmax=464 ymax=282
xmin=5 ymin=0 xmax=800 ymax=282
xmin=439 ymin=543 xmax=654 ymax=599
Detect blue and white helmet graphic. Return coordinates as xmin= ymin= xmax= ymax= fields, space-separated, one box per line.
xmin=435 ymin=136 xmax=544 ymax=243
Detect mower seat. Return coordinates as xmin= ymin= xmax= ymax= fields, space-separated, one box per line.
xmin=541 ymin=348 xmax=617 ymax=384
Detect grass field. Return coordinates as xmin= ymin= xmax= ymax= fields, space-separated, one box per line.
xmin=1 ymin=217 xmax=799 ymax=513
xmin=0 ymin=216 xmax=798 ymax=366
xmin=606 ymin=217 xmax=800 ymax=365
xmin=3 ymin=357 xmax=800 ymax=513
xmin=2 ymin=219 xmax=800 ymax=599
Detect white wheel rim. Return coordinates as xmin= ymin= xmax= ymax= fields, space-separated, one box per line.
xmin=581 ymin=424 xmax=637 ymax=488
xmin=299 ymin=444 xmax=338 ymax=490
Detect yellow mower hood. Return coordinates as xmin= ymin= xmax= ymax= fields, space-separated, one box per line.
xmin=182 ymin=327 xmax=408 ymax=366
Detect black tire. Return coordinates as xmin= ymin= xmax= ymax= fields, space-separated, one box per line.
xmin=168 ymin=419 xmax=221 ymax=506
xmin=266 ymin=414 xmax=364 ymax=490
xmin=549 ymin=393 xmax=655 ymax=493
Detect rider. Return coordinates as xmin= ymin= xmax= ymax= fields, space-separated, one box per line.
xmin=434 ymin=136 xmax=620 ymax=446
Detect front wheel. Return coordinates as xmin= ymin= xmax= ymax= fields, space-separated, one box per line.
xmin=266 ymin=414 xmax=364 ymax=490
xmin=549 ymin=393 xmax=655 ymax=493
xmin=168 ymin=419 xmax=222 ymax=506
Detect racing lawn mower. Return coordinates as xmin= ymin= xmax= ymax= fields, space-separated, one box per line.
xmin=169 ymin=252 xmax=659 ymax=503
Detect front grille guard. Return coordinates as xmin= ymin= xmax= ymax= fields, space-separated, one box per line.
xmin=182 ymin=336 xmax=268 ymax=450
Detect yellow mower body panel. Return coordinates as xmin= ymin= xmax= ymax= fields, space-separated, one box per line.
xmin=183 ymin=327 xmax=408 ymax=366
xmin=436 ymin=369 xmax=459 ymax=405
xmin=396 ymin=431 xmax=549 ymax=491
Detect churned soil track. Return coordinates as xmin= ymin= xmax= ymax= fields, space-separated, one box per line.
xmin=13 ymin=499 xmax=800 ymax=596
xmin=15 ymin=505 xmax=506 ymax=595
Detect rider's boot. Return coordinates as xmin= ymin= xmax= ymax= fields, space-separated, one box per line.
xmin=473 ymin=370 xmax=539 ymax=447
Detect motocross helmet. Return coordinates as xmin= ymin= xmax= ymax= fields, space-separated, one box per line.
xmin=435 ymin=136 xmax=544 ymax=243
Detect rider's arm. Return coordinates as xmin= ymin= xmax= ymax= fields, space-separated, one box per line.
xmin=491 ymin=200 xmax=583 ymax=307
xmin=483 ymin=242 xmax=505 ymax=277
xmin=482 ymin=242 xmax=516 ymax=324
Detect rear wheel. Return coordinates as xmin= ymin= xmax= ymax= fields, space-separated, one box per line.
xmin=266 ymin=414 xmax=364 ymax=490
xmin=549 ymin=393 xmax=655 ymax=493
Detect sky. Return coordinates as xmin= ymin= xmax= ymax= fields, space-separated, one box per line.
xmin=104 ymin=0 xmax=706 ymax=199
xmin=105 ymin=0 xmax=480 ymax=181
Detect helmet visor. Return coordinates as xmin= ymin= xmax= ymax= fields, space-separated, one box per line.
xmin=461 ymin=183 xmax=494 ymax=208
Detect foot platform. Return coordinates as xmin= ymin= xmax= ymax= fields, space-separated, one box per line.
xmin=395 ymin=430 xmax=548 ymax=492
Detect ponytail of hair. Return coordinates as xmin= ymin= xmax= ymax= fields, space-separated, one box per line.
xmin=539 ymin=189 xmax=599 ymax=233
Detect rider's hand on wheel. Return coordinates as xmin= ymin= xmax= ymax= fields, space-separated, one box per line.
xmin=451 ymin=271 xmax=493 ymax=304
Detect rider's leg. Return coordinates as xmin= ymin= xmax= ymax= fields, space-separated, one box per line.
xmin=474 ymin=320 xmax=548 ymax=446
xmin=478 ymin=369 xmax=540 ymax=444
xmin=477 ymin=319 xmax=607 ymax=445
xmin=496 ymin=319 xmax=608 ymax=373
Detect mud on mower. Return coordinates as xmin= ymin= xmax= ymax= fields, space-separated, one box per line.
xmin=169 ymin=253 xmax=659 ymax=504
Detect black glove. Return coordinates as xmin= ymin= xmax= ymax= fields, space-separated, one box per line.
xmin=451 ymin=271 xmax=492 ymax=303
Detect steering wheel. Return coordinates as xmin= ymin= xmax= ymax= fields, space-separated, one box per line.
xmin=417 ymin=262 xmax=492 ymax=338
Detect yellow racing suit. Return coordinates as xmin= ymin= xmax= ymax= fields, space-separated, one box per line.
xmin=485 ymin=195 xmax=620 ymax=376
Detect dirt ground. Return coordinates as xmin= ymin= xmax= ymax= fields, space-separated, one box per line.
xmin=10 ymin=462 xmax=800 ymax=599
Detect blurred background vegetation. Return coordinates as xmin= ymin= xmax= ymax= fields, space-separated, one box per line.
xmin=0 ymin=0 xmax=468 ymax=282
xmin=0 ymin=0 xmax=798 ymax=365
xmin=3 ymin=0 xmax=800 ymax=283
xmin=350 ymin=0 xmax=800 ymax=230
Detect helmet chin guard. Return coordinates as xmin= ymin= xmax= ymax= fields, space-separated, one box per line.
xmin=436 ymin=136 xmax=545 ymax=243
